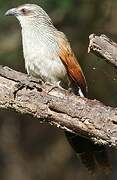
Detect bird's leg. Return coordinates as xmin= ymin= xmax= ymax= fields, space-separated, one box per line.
xmin=13 ymin=75 xmax=43 ymax=98
xmin=27 ymin=74 xmax=43 ymax=85
xmin=45 ymin=81 xmax=64 ymax=94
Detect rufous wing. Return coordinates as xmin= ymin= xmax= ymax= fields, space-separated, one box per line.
xmin=57 ymin=32 xmax=88 ymax=97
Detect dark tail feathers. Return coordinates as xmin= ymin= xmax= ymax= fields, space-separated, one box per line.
xmin=65 ymin=131 xmax=111 ymax=174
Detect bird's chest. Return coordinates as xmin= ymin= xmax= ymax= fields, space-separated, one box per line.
xmin=23 ymin=36 xmax=67 ymax=84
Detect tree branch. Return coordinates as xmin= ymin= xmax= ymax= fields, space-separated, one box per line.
xmin=88 ymin=33 xmax=117 ymax=67
xmin=0 ymin=66 xmax=117 ymax=147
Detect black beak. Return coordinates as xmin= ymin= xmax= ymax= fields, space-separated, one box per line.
xmin=5 ymin=8 xmax=18 ymax=16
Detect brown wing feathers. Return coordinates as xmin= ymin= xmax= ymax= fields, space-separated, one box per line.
xmin=58 ymin=33 xmax=88 ymax=97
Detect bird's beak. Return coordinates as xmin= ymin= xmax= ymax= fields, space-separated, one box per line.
xmin=5 ymin=8 xmax=19 ymax=16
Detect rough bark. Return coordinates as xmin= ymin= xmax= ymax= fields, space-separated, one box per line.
xmin=0 ymin=66 xmax=117 ymax=147
xmin=88 ymin=33 xmax=117 ymax=67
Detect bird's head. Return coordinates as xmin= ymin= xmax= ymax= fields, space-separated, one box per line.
xmin=5 ymin=4 xmax=52 ymax=27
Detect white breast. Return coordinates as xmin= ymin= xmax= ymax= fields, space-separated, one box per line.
xmin=22 ymin=28 xmax=67 ymax=84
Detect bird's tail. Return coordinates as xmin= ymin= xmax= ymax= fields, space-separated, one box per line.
xmin=65 ymin=131 xmax=111 ymax=174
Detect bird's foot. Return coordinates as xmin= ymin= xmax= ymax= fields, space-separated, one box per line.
xmin=27 ymin=74 xmax=43 ymax=85
xmin=13 ymin=79 xmax=34 ymax=98
xmin=13 ymin=77 xmax=43 ymax=98
xmin=45 ymin=81 xmax=64 ymax=94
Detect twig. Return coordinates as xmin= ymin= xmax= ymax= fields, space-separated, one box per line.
xmin=88 ymin=33 xmax=117 ymax=67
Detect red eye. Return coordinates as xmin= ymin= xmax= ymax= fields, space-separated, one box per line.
xmin=19 ymin=7 xmax=31 ymax=15
xmin=21 ymin=8 xmax=27 ymax=14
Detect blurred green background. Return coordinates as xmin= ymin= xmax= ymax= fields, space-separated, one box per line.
xmin=0 ymin=0 xmax=117 ymax=180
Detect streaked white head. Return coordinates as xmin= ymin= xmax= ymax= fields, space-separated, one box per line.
xmin=5 ymin=4 xmax=53 ymax=28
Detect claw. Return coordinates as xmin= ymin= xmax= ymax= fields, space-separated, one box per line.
xmin=13 ymin=78 xmax=42 ymax=98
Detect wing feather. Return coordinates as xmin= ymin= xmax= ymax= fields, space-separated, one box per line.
xmin=56 ymin=32 xmax=88 ymax=97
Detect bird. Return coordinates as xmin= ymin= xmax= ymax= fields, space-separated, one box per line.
xmin=5 ymin=4 xmax=111 ymax=173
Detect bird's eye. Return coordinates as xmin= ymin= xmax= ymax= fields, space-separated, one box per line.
xmin=20 ymin=8 xmax=30 ymax=15
xmin=21 ymin=8 xmax=27 ymax=14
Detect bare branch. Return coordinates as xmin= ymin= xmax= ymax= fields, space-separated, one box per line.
xmin=88 ymin=33 xmax=117 ymax=67
xmin=0 ymin=66 xmax=117 ymax=147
